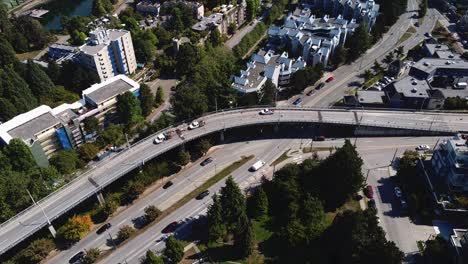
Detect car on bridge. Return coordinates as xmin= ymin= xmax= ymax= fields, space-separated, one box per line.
xmin=259 ymin=108 xmax=274 ymax=115
xmin=416 ymin=145 xmax=430 ymax=151
xmin=189 ymin=120 xmax=205 ymax=130
xmin=153 ymin=133 xmax=166 ymax=144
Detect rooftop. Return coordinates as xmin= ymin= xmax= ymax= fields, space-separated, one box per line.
xmin=356 ymin=90 xmax=385 ymax=104
xmin=391 ymin=76 xmax=430 ymax=98
xmin=82 ymin=75 xmax=140 ymax=105
xmin=192 ymin=13 xmax=223 ymax=31
xmin=80 ymin=29 xmax=129 ymax=55
xmin=412 ymin=58 xmax=468 ymax=74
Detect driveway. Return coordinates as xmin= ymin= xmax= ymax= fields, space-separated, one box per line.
xmin=144 ymin=78 xmax=178 ymax=122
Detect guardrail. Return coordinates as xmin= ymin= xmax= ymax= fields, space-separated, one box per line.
xmin=0 ymin=106 xmax=460 ymax=254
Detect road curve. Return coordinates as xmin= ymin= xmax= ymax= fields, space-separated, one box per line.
xmin=0 ymin=107 xmax=467 ymax=255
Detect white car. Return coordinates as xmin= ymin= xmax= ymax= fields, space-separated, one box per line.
xmin=259 ymin=108 xmax=274 ymax=115
xmin=394 ymin=187 xmax=402 ymax=198
xmin=153 ymin=133 xmax=166 ymax=144
xmin=188 ymin=121 xmax=200 ymax=130
xmin=416 ymin=145 xmax=430 ymax=151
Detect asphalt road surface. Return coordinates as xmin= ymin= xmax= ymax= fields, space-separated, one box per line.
xmin=94 ymin=136 xmax=444 ymax=264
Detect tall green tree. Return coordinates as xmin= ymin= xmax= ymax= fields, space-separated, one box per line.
xmin=141 ymin=250 xmax=164 ymax=264
xmin=207 ymin=194 xmax=225 ymax=243
xmin=155 ymin=86 xmax=164 ymax=106
xmin=234 ymin=214 xmax=254 ymax=258
xmin=209 ymin=28 xmax=222 ymax=47
xmin=0 ymin=67 xmax=38 ymax=114
xmin=247 ymin=187 xmax=269 ymax=219
xmin=100 ymin=124 xmax=126 ymax=146
xmin=220 ymin=176 xmax=246 ymax=232
xmin=422 ymin=235 xmax=453 ymax=264
xmin=139 ymin=83 xmax=155 ymax=117
xmin=24 ymin=60 xmax=55 ymax=97
xmin=116 ymin=91 xmax=143 ymax=127
xmin=0 ymin=37 xmax=17 ymax=66
xmin=15 ymin=238 xmax=55 ymax=264
xmin=171 ymin=85 xmax=208 ymax=120
xmin=176 ymin=44 xmax=202 ymax=77
xmin=50 ymin=150 xmax=83 ymax=175
xmin=345 ymin=23 xmax=371 ymax=62
xmin=260 ymin=80 xmax=276 ymax=105
xmin=164 ymin=236 xmax=184 ymax=263
xmin=3 ymin=139 xmax=37 ymax=172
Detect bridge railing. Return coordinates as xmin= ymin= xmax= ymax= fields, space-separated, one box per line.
xmin=0 ymin=106 xmax=459 ymax=251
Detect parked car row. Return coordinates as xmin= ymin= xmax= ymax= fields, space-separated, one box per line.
xmin=370 ymin=76 xmax=395 ymax=90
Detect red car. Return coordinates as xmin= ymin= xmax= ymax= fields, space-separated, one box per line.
xmin=365 ymin=185 xmax=374 ymax=198
xmin=326 ymin=76 xmax=334 ymax=82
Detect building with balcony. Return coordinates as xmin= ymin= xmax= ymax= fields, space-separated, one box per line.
xmin=432 ymin=135 xmax=468 ymax=193
xmin=192 ymin=3 xmax=246 ymax=34
xmin=78 ymin=28 xmax=137 ymax=82
xmin=268 ymin=8 xmax=358 ymax=67
xmin=232 ymin=49 xmax=306 ymax=93
xmin=136 ymin=0 xmax=161 ymax=15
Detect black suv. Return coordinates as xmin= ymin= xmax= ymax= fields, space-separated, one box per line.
xmin=96 ymin=223 xmax=112 ymax=235
xmin=196 ymin=190 xmax=210 ymax=200
xmin=200 ymin=157 xmax=214 ymax=166
xmin=163 ymin=181 xmax=174 ymax=189
xmin=315 ymin=83 xmax=325 ymax=90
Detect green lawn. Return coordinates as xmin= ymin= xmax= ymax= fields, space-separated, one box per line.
xmin=271 ymin=149 xmax=290 ymax=166
xmin=324 ymin=199 xmax=361 ymax=227
xmin=397 ymin=32 xmax=413 ymax=45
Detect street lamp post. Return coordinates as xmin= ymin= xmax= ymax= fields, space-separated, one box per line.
xmin=27 ymin=190 xmax=56 ymax=237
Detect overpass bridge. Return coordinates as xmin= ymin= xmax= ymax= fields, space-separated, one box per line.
xmin=1 ymin=107 xmax=467 ymax=255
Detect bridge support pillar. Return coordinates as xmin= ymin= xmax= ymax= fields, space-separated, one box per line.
xmin=274 ymin=124 xmax=279 ymax=133
xmin=220 ymin=131 xmax=225 ymax=142
xmin=96 ymin=192 xmax=105 ymax=206
xmin=179 ymin=144 xmax=185 ymax=152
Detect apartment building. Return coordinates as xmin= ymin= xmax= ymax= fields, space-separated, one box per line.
xmin=431 ymin=135 xmax=468 ymax=193
xmin=304 ymin=0 xmax=379 ymax=29
xmin=268 ymin=8 xmax=358 ymax=67
xmin=162 ymin=0 xmax=204 ymax=19
xmin=192 ymin=3 xmax=246 ymax=34
xmin=0 ymin=75 xmax=140 ymax=166
xmin=232 ymin=49 xmax=306 ymax=93
xmin=78 ymin=28 xmax=137 ymax=82
xmin=136 ymin=0 xmax=161 ymax=15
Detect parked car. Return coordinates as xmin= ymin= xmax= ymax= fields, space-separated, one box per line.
xmin=368 ymin=199 xmax=376 ymax=210
xmin=162 ymin=221 xmax=180 ymax=233
xmin=326 ymin=76 xmax=334 ymax=82
xmin=96 ymin=223 xmax=112 ymax=235
xmin=394 ymin=187 xmax=402 ymax=198
xmin=315 ymin=82 xmax=325 ymax=90
xmin=365 ymin=185 xmax=374 ymax=198
xmin=69 ymin=251 xmax=85 ymax=263
xmin=292 ymin=97 xmax=303 ymax=106
xmin=153 ymin=133 xmax=166 ymax=144
xmin=163 ymin=181 xmax=174 ymax=189
xmin=416 ymin=145 xmax=430 ymax=151
xmin=196 ymin=190 xmax=210 ymax=200
xmin=200 ymin=157 xmax=214 ymax=166
xmin=306 ymin=89 xmax=316 ymax=96
xmin=259 ymin=108 xmax=274 ymax=115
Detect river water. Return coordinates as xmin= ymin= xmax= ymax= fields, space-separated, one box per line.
xmin=38 ymin=0 xmax=94 ymax=30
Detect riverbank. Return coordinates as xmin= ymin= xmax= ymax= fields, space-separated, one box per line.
xmin=10 ymin=0 xmax=53 ymax=14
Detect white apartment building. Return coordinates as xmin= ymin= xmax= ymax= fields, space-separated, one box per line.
xmin=79 ymin=28 xmax=137 ymax=82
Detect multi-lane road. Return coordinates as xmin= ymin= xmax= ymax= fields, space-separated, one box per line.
xmin=94 ymin=136 xmax=443 ymax=264
xmin=1 ymin=107 xmax=468 ymax=256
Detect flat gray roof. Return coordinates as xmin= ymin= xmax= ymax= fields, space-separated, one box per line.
xmin=356 ymin=90 xmax=385 ymax=104
xmin=85 ymin=79 xmax=135 ymax=105
xmin=412 ymin=58 xmax=468 ymax=74
xmin=8 ymin=112 xmax=60 ymax=141
xmin=80 ymin=43 xmax=106 ymax=55
xmin=393 ymin=76 xmax=430 ymax=98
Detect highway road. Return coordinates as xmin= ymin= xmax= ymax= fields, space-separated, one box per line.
xmin=1 ymin=107 xmax=468 ymax=256
xmin=96 ymin=136 xmax=444 ymax=264
xmin=294 ymin=1 xmax=442 ymax=108
xmin=47 ymin=138 xmax=292 ymax=263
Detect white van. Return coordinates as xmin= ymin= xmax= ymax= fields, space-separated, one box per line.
xmin=250 ymin=160 xmax=266 ymax=171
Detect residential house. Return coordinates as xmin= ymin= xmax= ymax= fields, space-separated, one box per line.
xmin=192 ymin=3 xmax=246 ymax=34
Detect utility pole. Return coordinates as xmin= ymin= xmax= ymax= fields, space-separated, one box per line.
xmin=125 ymin=133 xmax=130 ymax=149
xmin=27 ymin=190 xmax=56 ymax=237
xmin=365 ymin=169 xmax=371 ymax=183
xmin=215 ymin=97 xmax=218 ymax=113
xmin=391 ymin=148 xmax=398 ymax=166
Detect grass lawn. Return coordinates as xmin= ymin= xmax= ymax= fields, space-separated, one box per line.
xmin=398 ymin=32 xmax=413 ymax=45
xmin=303 ymin=146 xmax=333 ymax=153
xmin=271 ymin=149 xmax=290 ymax=166
xmin=16 ymin=50 xmax=41 ymax=60
xmin=363 ymin=72 xmax=385 ymax=88
xmin=407 ymin=26 xmax=417 ymax=34
xmin=324 ymin=199 xmax=361 ymax=227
